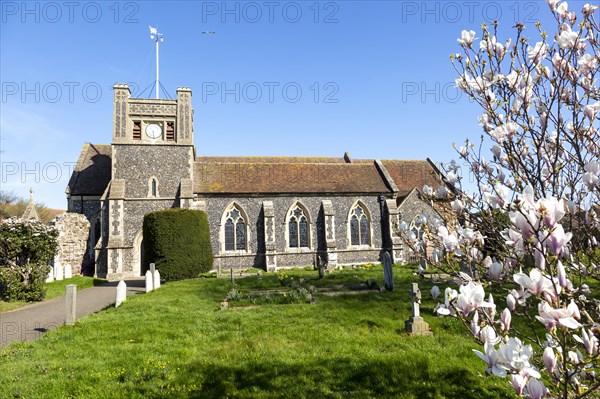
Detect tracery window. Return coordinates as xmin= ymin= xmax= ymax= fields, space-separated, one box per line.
xmin=349 ymin=204 xmax=370 ymax=246
xmin=224 ymin=206 xmax=246 ymax=251
xmin=288 ymin=206 xmax=309 ymax=248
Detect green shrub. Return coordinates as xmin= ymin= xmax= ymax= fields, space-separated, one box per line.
xmin=142 ymin=209 xmax=213 ymax=281
xmin=0 ymin=218 xmax=57 ymax=302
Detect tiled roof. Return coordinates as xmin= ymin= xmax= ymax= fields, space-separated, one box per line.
xmin=67 ymin=144 xmax=112 ymax=196
xmin=196 ymin=156 xmax=347 ymax=164
xmin=381 ymin=160 xmax=445 ymax=197
xmin=194 ymin=159 xmax=390 ymax=194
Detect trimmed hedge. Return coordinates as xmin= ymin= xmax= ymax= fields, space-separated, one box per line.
xmin=143 ymin=209 xmax=213 ymax=281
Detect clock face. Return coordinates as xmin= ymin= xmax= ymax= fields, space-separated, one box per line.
xmin=145 ymin=123 xmax=162 ymax=139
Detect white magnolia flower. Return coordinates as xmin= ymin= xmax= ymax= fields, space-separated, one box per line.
xmin=473 ymin=343 xmax=509 ymax=377
xmin=457 ymin=30 xmax=476 ymax=46
xmin=536 ymin=301 xmax=581 ymax=330
xmin=455 ymin=281 xmax=494 ymax=316
xmin=556 ymin=25 xmax=579 ymax=49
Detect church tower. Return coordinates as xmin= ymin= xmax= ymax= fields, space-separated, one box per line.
xmin=99 ymin=84 xmax=195 ymax=279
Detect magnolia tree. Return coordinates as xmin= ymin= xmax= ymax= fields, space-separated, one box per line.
xmin=0 ymin=218 xmax=58 ymax=302
xmin=399 ymin=2 xmax=599 ymax=398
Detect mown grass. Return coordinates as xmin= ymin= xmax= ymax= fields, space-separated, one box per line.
xmin=0 ymin=265 xmax=515 ymax=398
xmin=0 ymin=276 xmax=106 ymax=313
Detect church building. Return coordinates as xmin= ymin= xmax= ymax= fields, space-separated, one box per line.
xmin=66 ymin=84 xmax=450 ymax=280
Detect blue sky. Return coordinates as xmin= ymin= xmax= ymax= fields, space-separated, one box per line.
xmin=0 ymin=0 xmax=571 ymax=208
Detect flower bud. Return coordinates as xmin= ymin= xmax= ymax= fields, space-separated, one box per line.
xmin=543 ymin=347 xmax=557 ymax=373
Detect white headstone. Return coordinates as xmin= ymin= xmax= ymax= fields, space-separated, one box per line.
xmin=115 ymin=280 xmax=127 ymax=307
xmin=145 ymin=270 xmax=153 ymax=292
xmin=46 ymin=267 xmax=55 ymax=283
xmin=153 ymin=269 xmax=161 ymax=290
xmin=64 ymin=264 xmax=72 ymax=279
xmin=55 ymin=262 xmax=64 ymax=281
xmin=65 ymin=284 xmax=77 ymax=325
xmin=383 ymin=252 xmax=394 ymax=291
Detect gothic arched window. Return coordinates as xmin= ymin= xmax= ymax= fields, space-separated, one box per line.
xmin=288 ymin=205 xmax=309 ymax=248
xmin=349 ymin=203 xmax=370 ymax=246
xmin=224 ymin=206 xmax=246 ymax=251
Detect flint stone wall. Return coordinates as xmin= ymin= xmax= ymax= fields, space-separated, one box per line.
xmin=50 ymin=212 xmax=90 ymax=276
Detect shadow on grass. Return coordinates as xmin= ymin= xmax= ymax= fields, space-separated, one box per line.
xmin=171 ymin=356 xmax=510 ymax=399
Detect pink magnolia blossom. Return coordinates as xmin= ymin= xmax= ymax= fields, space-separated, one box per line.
xmin=511 ymin=374 xmax=528 ymax=395
xmin=455 ymin=281 xmax=495 ymax=316
xmin=548 ymin=224 xmax=572 ymax=256
xmin=480 ymin=326 xmax=501 ymax=345
xmin=557 ymin=261 xmax=568 ymax=288
xmin=500 ymin=308 xmax=511 ymax=332
xmin=513 ymin=269 xmax=556 ymax=297
xmin=574 ymin=328 xmax=599 ymax=356
xmin=543 ymin=347 xmax=557 ymax=373
xmin=526 ymin=378 xmax=548 ymax=399
xmin=536 ymin=301 xmax=582 ymax=330
xmin=507 ymin=293 xmax=517 ymax=311
xmin=496 ymin=337 xmax=540 ymax=379
xmin=473 ymin=343 xmax=509 ymax=377
xmin=539 ymin=197 xmax=565 ymax=228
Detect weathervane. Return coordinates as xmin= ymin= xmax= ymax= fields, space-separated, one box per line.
xmin=149 ymin=26 xmax=164 ymax=99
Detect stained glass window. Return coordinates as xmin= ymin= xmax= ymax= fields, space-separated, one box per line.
xmin=360 ymin=216 xmax=369 ymax=245
xmin=350 ymin=204 xmax=370 ymax=246
xmin=350 ymin=217 xmax=359 ymax=245
xmin=225 ymin=219 xmax=235 ymax=251
xmin=299 ymin=216 xmax=308 ymax=247
xmin=289 ymin=218 xmax=298 ymax=248
xmin=224 ymin=206 xmax=246 ymax=251
xmin=236 ymin=220 xmax=246 ymax=250
xmin=288 ymin=205 xmax=309 ymax=248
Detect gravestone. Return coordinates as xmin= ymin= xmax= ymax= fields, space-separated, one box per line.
xmin=420 ymin=258 xmax=427 ymax=271
xmin=65 ymin=284 xmax=77 ymax=326
xmin=46 ymin=267 xmax=55 ymax=283
xmin=150 ymin=263 xmax=155 ymax=274
xmin=383 ymin=252 xmax=394 ymax=291
xmin=230 ymin=268 xmax=235 ymax=284
xmin=405 ymin=283 xmax=432 ymax=336
xmin=145 ymin=270 xmax=153 ymax=292
xmin=55 ymin=262 xmax=64 ymax=281
xmin=115 ymin=280 xmax=126 ymax=307
xmin=153 ymin=269 xmax=161 ymax=289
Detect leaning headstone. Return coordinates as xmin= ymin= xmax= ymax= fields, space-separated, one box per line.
xmin=405 ymin=283 xmax=432 ymax=336
xmin=145 ymin=270 xmax=153 ymax=292
xmin=383 ymin=252 xmax=394 ymax=291
xmin=153 ymin=269 xmax=161 ymax=290
xmin=65 ymin=284 xmax=77 ymax=326
xmin=115 ymin=280 xmax=126 ymax=308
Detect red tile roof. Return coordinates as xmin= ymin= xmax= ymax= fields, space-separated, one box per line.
xmin=194 ymin=159 xmax=390 ymax=194
xmin=381 ymin=160 xmax=444 ymax=197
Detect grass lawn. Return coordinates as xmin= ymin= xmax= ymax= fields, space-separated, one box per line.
xmin=0 ymin=276 xmax=106 ymax=313
xmin=0 ymin=265 xmax=515 ymax=398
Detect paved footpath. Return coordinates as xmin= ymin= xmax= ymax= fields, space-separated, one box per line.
xmin=0 ymin=279 xmax=145 ymax=349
